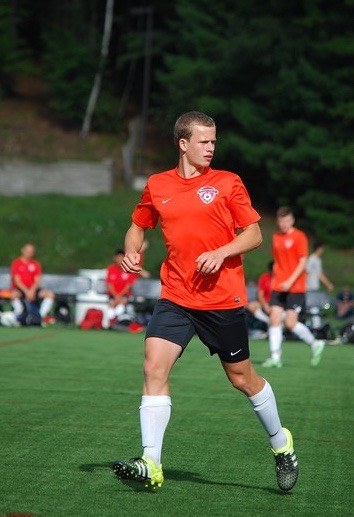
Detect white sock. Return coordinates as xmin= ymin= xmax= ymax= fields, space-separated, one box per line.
xmin=254 ymin=308 xmax=269 ymax=324
xmin=115 ymin=304 xmax=126 ymax=317
xmin=292 ymin=322 xmax=315 ymax=346
xmin=268 ymin=326 xmax=283 ymax=360
xmin=107 ymin=307 xmax=116 ymax=320
xmin=39 ymin=297 xmax=54 ymax=318
xmin=140 ymin=395 xmax=172 ymax=465
xmin=12 ymin=298 xmax=23 ymax=316
xmin=249 ymin=380 xmax=287 ymax=450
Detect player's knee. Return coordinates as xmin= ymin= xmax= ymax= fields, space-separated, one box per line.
xmin=228 ymin=372 xmax=250 ymax=392
xmin=143 ymin=357 xmax=169 ymax=384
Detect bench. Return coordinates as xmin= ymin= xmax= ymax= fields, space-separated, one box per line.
xmin=0 ymin=272 xmax=91 ymax=298
xmin=94 ymin=277 xmax=161 ymax=316
xmin=0 ymin=271 xmax=92 ymax=318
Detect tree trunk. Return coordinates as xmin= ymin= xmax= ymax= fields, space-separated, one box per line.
xmin=80 ymin=0 xmax=114 ymax=138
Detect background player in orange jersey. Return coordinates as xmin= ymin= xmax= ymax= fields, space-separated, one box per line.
xmin=113 ymin=112 xmax=298 ymax=492
xmin=262 ymin=206 xmax=325 ymax=369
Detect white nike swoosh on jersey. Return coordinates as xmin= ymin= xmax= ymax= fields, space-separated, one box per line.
xmin=162 ymin=198 xmax=172 ymax=204
xmin=230 ymin=349 xmax=242 ymax=356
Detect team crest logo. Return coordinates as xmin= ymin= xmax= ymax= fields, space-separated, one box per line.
xmin=285 ymin=239 xmax=294 ymax=249
xmin=197 ymin=186 xmax=219 ymax=205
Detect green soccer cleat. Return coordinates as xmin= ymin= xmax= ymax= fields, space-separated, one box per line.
xmin=262 ymin=357 xmax=282 ymax=368
xmin=272 ymin=428 xmax=299 ymax=491
xmin=112 ymin=455 xmax=164 ymax=490
xmin=311 ymin=339 xmax=325 ymax=367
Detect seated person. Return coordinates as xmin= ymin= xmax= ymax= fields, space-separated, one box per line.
xmin=106 ymin=248 xmax=138 ymax=326
xmin=246 ymin=261 xmax=274 ymax=328
xmin=335 ymin=285 xmax=354 ymax=319
xmin=10 ymin=243 xmax=55 ymax=323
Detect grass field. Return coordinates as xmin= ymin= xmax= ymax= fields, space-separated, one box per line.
xmin=0 ymin=325 xmax=353 ymax=517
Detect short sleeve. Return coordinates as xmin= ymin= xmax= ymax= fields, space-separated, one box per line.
xmin=132 ymin=182 xmax=159 ymax=229
xmin=228 ymin=175 xmax=260 ymax=228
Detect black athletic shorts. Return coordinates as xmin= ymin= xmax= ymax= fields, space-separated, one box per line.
xmin=270 ymin=291 xmax=306 ymax=313
xmin=145 ymin=298 xmax=250 ymax=363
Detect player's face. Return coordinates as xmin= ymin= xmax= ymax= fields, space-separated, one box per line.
xmin=181 ymin=125 xmax=216 ymax=169
xmin=22 ymin=244 xmax=35 ymax=259
xmin=277 ymin=214 xmax=295 ymax=234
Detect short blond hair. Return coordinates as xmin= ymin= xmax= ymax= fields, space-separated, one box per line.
xmin=173 ymin=111 xmax=215 ymax=147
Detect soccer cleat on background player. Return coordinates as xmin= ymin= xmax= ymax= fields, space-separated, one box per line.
xmin=311 ymin=339 xmax=325 ymax=367
xmin=112 ymin=455 xmax=164 ymax=489
xmin=272 ymin=428 xmax=299 ymax=491
xmin=262 ymin=357 xmax=282 ymax=368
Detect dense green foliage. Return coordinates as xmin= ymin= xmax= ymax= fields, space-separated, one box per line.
xmin=0 ymin=0 xmax=29 ymax=95
xmin=0 ymin=0 xmax=353 ymax=247
xmin=0 ymin=193 xmax=352 ymax=291
xmin=155 ymin=0 xmax=354 ymax=247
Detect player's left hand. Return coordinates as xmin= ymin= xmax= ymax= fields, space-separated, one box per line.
xmin=195 ymin=249 xmax=226 ymax=275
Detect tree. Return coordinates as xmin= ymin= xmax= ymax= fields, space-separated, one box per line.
xmin=0 ymin=0 xmax=29 ymax=96
xmin=80 ymin=0 xmax=115 ymax=138
xmin=154 ymin=0 xmax=354 ymax=247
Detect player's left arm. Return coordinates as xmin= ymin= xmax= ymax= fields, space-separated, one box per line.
xmin=319 ymin=271 xmax=334 ymax=291
xmin=196 ymin=222 xmax=262 ymax=275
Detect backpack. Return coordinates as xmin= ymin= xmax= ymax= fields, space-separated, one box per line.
xmin=79 ymin=308 xmax=103 ymax=330
xmin=54 ymin=301 xmax=72 ymax=324
xmin=18 ymin=300 xmax=42 ymax=327
xmin=313 ymin=323 xmax=336 ymax=341
xmin=340 ymin=321 xmax=354 ymax=344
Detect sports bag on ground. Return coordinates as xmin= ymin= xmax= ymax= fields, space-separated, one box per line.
xmin=79 ymin=308 xmax=103 ymax=330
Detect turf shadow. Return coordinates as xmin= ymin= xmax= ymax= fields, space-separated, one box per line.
xmin=78 ymin=463 xmax=290 ymax=495
xmin=165 ymin=469 xmax=288 ymax=495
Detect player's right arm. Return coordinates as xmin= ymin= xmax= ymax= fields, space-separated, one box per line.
xmin=122 ymin=222 xmax=146 ymax=274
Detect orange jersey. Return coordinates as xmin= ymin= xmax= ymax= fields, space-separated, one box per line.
xmin=272 ymin=228 xmax=308 ymax=293
xmin=132 ymin=167 xmax=260 ymax=309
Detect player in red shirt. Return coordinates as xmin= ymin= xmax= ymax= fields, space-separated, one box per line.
xmin=246 ymin=260 xmax=274 ymax=327
xmin=106 ymin=248 xmax=137 ymax=325
xmin=262 ymin=207 xmax=325 ymax=368
xmin=113 ymin=112 xmax=298 ymax=492
xmin=10 ymin=243 xmax=55 ymax=322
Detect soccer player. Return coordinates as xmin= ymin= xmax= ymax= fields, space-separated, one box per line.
xmin=306 ymin=241 xmax=334 ymax=293
xmin=246 ymin=260 xmax=274 ymax=327
xmin=262 ymin=207 xmax=325 ymax=368
xmin=10 ymin=243 xmax=55 ymax=322
xmin=113 ymin=112 xmax=298 ymax=492
xmin=306 ymin=241 xmax=334 ymax=329
xmin=106 ymin=248 xmax=137 ymax=325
